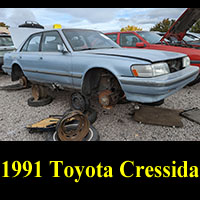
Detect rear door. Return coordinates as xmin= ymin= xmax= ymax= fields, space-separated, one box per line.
xmin=18 ymin=32 xmax=43 ymax=81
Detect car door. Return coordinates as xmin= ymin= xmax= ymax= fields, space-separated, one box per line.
xmin=39 ymin=30 xmax=73 ymax=88
xmin=19 ymin=32 xmax=43 ymax=80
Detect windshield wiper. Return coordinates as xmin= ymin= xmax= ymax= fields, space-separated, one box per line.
xmin=78 ymin=46 xmax=118 ymax=51
xmin=78 ymin=47 xmax=99 ymax=51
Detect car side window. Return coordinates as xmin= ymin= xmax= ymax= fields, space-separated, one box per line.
xmin=106 ymin=34 xmax=118 ymax=43
xmin=41 ymin=31 xmax=64 ymax=52
xmin=120 ymin=33 xmax=141 ymax=47
xmin=21 ymin=33 xmax=42 ymax=52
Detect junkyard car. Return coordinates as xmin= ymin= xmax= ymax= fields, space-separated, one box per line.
xmin=106 ymin=8 xmax=200 ymax=70
xmin=0 ymin=33 xmax=15 ymax=70
xmin=2 ymin=28 xmax=199 ymax=107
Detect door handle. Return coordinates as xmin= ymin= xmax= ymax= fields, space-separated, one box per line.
xmin=39 ymin=57 xmax=43 ymax=60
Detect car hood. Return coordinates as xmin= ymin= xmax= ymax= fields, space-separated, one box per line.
xmin=84 ymin=48 xmax=186 ymax=63
xmin=161 ymin=8 xmax=200 ymax=42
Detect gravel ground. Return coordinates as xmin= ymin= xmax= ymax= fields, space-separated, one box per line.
xmin=0 ymin=74 xmax=200 ymax=141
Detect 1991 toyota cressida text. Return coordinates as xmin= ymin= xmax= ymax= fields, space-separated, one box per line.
xmin=2 ymin=28 xmax=199 ymax=107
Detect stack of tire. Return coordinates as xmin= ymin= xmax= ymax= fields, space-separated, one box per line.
xmin=47 ymin=92 xmax=100 ymax=141
xmin=47 ymin=108 xmax=99 ymax=141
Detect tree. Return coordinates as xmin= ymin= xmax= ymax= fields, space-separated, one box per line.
xmin=190 ymin=20 xmax=200 ymax=33
xmin=150 ymin=18 xmax=175 ymax=32
xmin=0 ymin=22 xmax=9 ymax=28
xmin=121 ymin=25 xmax=142 ymax=32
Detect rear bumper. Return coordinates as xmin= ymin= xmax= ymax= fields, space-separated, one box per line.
xmin=118 ymin=66 xmax=199 ymax=103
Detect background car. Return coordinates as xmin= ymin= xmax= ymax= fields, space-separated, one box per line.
xmin=0 ymin=33 xmax=15 ymax=71
xmin=157 ymin=31 xmax=200 ymax=47
xmin=106 ymin=9 xmax=200 ymax=83
xmin=105 ymin=31 xmax=200 ymax=68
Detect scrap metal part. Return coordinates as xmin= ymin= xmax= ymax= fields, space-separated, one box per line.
xmin=19 ymin=76 xmax=28 ymax=88
xmin=133 ymin=105 xmax=183 ymax=127
xmin=56 ymin=110 xmax=90 ymax=141
xmin=180 ymin=107 xmax=200 ymax=125
xmin=32 ymin=84 xmax=47 ymax=101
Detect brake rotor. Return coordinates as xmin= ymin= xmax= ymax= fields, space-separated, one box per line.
xmin=98 ymin=90 xmax=113 ymax=109
xmin=57 ymin=110 xmax=90 ymax=141
xmin=19 ymin=76 xmax=28 ymax=88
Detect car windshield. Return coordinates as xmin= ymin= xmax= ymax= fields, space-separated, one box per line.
xmin=0 ymin=36 xmax=14 ymax=46
xmin=137 ymin=31 xmax=163 ymax=44
xmin=62 ymin=29 xmax=120 ymax=51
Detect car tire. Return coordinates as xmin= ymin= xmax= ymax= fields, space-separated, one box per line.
xmin=69 ymin=92 xmax=90 ymax=112
xmin=82 ymin=125 xmax=100 ymax=141
xmin=84 ymin=107 xmax=97 ymax=124
xmin=27 ymin=96 xmax=53 ymax=107
xmin=46 ymin=124 xmax=100 ymax=141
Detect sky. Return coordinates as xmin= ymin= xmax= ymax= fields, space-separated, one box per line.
xmin=0 ymin=8 xmax=186 ymax=32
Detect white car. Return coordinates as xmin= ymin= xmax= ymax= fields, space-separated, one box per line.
xmin=0 ymin=33 xmax=15 ymax=70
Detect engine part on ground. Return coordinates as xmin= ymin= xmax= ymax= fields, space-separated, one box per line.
xmin=27 ymin=96 xmax=53 ymax=107
xmin=56 ymin=110 xmax=90 ymax=141
xmin=70 ymin=92 xmax=90 ymax=112
xmin=133 ymin=105 xmax=183 ymax=127
xmin=46 ymin=124 xmax=100 ymax=141
xmin=180 ymin=107 xmax=200 ymax=125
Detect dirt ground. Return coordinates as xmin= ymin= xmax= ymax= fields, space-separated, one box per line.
xmin=0 ymin=74 xmax=200 ymax=141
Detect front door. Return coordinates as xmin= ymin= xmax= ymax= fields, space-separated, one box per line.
xmin=39 ymin=31 xmax=72 ymax=88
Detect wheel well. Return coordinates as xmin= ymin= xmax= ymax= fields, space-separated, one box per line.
xmin=82 ymin=68 xmax=122 ymax=97
xmin=11 ymin=64 xmax=24 ymax=81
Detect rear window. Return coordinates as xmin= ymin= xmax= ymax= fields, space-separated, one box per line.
xmin=0 ymin=36 xmax=14 ymax=46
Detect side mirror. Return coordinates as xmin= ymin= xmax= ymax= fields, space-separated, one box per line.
xmin=136 ymin=42 xmax=146 ymax=48
xmin=57 ymin=44 xmax=67 ymax=54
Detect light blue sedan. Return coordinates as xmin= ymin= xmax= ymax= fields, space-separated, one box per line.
xmin=2 ymin=28 xmax=199 ymax=108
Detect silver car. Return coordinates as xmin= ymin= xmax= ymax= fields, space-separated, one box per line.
xmin=0 ymin=33 xmax=15 ymax=70
xmin=2 ymin=28 xmax=199 ymax=108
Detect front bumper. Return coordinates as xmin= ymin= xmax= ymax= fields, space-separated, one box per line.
xmin=118 ymin=66 xmax=199 ymax=103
